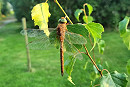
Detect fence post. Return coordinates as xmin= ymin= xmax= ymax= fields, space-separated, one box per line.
xmin=22 ymin=17 xmax=32 ymax=72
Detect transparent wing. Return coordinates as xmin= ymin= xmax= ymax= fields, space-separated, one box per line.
xmin=65 ymin=31 xmax=87 ymax=44
xmin=20 ymin=29 xmax=45 ymax=38
xmin=64 ymin=31 xmax=87 ymax=60
xmin=20 ymin=29 xmax=86 ymax=59
xmin=20 ymin=29 xmax=58 ymax=50
xmin=27 ymin=36 xmax=53 ymax=50
xmin=64 ymin=38 xmax=83 ymax=60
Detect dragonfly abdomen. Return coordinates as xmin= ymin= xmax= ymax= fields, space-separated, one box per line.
xmin=57 ymin=22 xmax=67 ymax=76
xmin=60 ymin=41 xmax=64 ymax=76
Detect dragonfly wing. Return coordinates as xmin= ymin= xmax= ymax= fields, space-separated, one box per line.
xmin=65 ymin=31 xmax=87 ymax=44
xmin=64 ymin=40 xmax=83 ymax=60
xmin=27 ymin=37 xmax=54 ymax=50
xmin=49 ymin=29 xmax=60 ymax=49
xmin=20 ymin=29 xmax=45 ymax=38
xmin=20 ymin=29 xmax=58 ymax=50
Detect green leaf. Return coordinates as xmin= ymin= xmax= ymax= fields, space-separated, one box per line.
xmin=98 ymin=40 xmax=105 ymax=54
xmin=67 ymin=76 xmax=75 ymax=85
xmin=74 ymin=9 xmax=83 ymax=22
xmin=119 ymin=16 xmax=129 ymax=36
xmin=119 ymin=16 xmax=130 ymax=50
xmin=100 ymin=71 xmax=128 ymax=87
xmin=83 ymin=61 xmax=88 ymax=70
xmin=64 ymin=56 xmax=76 ymax=85
xmin=90 ymin=81 xmax=94 ymax=87
xmin=86 ymin=3 xmax=93 ymax=16
xmin=64 ymin=56 xmax=76 ymax=76
xmin=31 ymin=2 xmax=51 ymax=36
xmin=84 ymin=22 xmax=104 ymax=50
xmin=73 ymin=44 xmax=83 ymax=50
xmin=127 ymin=59 xmax=130 ymax=74
xmin=83 ymin=16 xmax=93 ymax=24
xmin=121 ymin=31 xmax=130 ymax=50
xmin=67 ymin=24 xmax=89 ymax=38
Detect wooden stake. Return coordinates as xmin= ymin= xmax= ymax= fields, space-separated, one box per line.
xmin=22 ymin=17 xmax=32 ymax=72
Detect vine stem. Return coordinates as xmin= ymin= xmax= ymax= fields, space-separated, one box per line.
xmin=101 ymin=69 xmax=110 ymax=74
xmin=93 ymin=84 xmax=100 ymax=87
xmin=45 ymin=0 xmax=48 ymax=3
xmin=88 ymin=33 xmax=95 ymax=61
xmin=83 ymin=3 xmax=88 ymax=24
xmin=83 ymin=3 xmax=95 ymax=61
xmin=54 ymin=0 xmax=73 ymax=24
xmin=83 ymin=44 xmax=102 ymax=77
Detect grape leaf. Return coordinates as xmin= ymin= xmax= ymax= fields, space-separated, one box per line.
xmin=86 ymin=3 xmax=93 ymax=16
xmin=67 ymin=24 xmax=89 ymax=38
xmin=100 ymin=71 xmax=128 ymax=87
xmin=127 ymin=59 xmax=130 ymax=74
xmin=98 ymin=40 xmax=105 ymax=54
xmin=31 ymin=2 xmax=51 ymax=36
xmin=74 ymin=9 xmax=83 ymax=22
xmin=119 ymin=16 xmax=130 ymax=50
xmin=84 ymin=22 xmax=104 ymax=50
xmin=83 ymin=16 xmax=93 ymax=24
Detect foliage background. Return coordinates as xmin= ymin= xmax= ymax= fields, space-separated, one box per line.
xmin=4 ymin=0 xmax=129 ymax=28
xmin=0 ymin=0 xmax=130 ymax=86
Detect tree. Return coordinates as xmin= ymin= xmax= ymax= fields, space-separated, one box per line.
xmin=8 ymin=0 xmax=130 ymax=28
xmin=1 ymin=0 xmax=9 ymax=15
xmin=0 ymin=0 xmax=2 ymax=18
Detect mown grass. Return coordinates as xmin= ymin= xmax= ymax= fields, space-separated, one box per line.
xmin=0 ymin=22 xmax=130 ymax=87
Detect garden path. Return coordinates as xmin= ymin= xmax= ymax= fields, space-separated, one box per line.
xmin=0 ymin=16 xmax=16 ymax=29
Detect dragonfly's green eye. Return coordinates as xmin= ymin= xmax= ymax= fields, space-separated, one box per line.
xmin=58 ymin=17 xmax=67 ymax=23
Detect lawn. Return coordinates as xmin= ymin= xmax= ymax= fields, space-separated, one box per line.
xmin=0 ymin=22 xmax=130 ymax=87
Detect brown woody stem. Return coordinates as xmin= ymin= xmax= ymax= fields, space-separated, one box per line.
xmin=83 ymin=3 xmax=95 ymax=61
xmin=88 ymin=33 xmax=95 ymax=61
xmin=93 ymin=84 xmax=100 ymax=87
xmin=83 ymin=44 xmax=102 ymax=76
xmin=101 ymin=69 xmax=110 ymax=74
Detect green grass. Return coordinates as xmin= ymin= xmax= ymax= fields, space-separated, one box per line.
xmin=0 ymin=22 xmax=130 ymax=87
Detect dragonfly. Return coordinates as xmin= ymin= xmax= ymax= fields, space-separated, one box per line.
xmin=21 ymin=17 xmax=87 ymax=76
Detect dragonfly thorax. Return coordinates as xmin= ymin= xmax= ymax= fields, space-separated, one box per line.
xmin=57 ymin=23 xmax=67 ymax=38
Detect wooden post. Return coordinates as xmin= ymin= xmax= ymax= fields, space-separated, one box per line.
xmin=22 ymin=17 xmax=32 ymax=72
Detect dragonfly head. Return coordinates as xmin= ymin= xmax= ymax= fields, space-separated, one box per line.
xmin=58 ymin=17 xmax=67 ymax=24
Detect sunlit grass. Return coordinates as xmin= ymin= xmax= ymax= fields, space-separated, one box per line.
xmin=0 ymin=22 xmax=129 ymax=87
